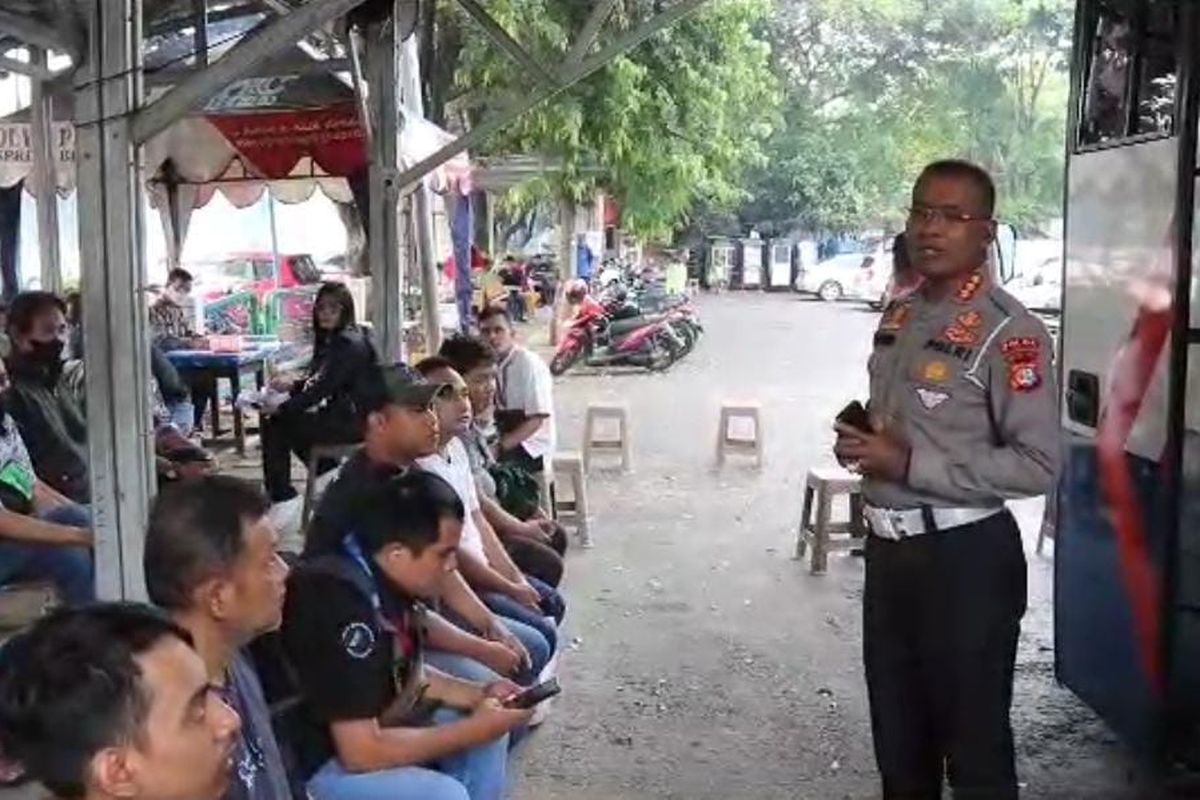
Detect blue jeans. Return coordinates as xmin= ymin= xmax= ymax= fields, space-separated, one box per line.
xmin=496 ymin=614 xmax=550 ymax=685
xmin=439 ymin=609 xmax=551 ymax=686
xmin=425 ymin=651 xmax=501 ymax=684
xmin=0 ymin=503 xmax=94 ymax=606
xmin=307 ymin=708 xmax=508 ymax=800
xmin=528 ymin=575 xmax=565 ymax=624
xmin=485 ymin=592 xmax=558 ymax=655
xmin=165 ymin=400 xmax=196 ymax=438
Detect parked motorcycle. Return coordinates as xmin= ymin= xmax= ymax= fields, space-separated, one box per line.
xmin=605 ymin=298 xmax=702 ymax=358
xmin=550 ymin=296 xmax=682 ymax=376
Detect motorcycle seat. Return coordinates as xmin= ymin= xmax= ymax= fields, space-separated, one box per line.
xmin=608 ymin=314 xmax=665 ymax=336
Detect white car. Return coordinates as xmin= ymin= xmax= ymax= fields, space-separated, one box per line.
xmin=795 ymin=244 xmax=879 ymax=302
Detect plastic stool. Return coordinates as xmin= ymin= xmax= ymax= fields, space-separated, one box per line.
xmin=552 ymin=452 xmax=592 ymax=547
xmin=795 ymin=466 xmax=865 ymax=574
xmin=300 ymin=443 xmax=362 ymax=528
xmin=716 ymin=402 xmax=764 ymax=467
xmin=583 ymin=403 xmax=632 ymax=473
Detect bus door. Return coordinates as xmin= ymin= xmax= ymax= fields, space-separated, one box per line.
xmin=1056 ymin=0 xmax=1198 ymax=760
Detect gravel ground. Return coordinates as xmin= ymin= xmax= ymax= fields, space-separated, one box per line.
xmin=511 ymin=291 xmax=1183 ymax=800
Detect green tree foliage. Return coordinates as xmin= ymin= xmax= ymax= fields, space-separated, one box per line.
xmin=428 ymin=0 xmax=780 ymax=240
xmin=743 ymin=0 xmax=1073 ymax=236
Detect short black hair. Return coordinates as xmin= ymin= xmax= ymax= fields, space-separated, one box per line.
xmin=414 ymin=355 xmax=455 ymax=377
xmin=0 ymin=603 xmax=193 ymax=800
xmin=916 ymin=159 xmax=996 ymax=216
xmin=348 ymin=471 xmax=464 ymax=557
xmin=439 ymin=335 xmax=496 ymax=375
xmin=477 ymin=305 xmax=512 ymax=327
xmin=144 ymin=476 xmax=271 ymax=610
xmin=7 ymin=291 xmax=67 ymax=336
xmin=166 ymin=268 xmax=194 ymax=286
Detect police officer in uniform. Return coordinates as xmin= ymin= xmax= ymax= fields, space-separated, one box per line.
xmin=834 ymin=160 xmax=1059 ymax=799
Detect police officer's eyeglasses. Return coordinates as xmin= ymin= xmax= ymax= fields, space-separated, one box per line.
xmin=907 ymin=206 xmax=992 ymax=225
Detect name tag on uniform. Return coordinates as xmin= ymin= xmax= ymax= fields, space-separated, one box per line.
xmin=924 ymin=338 xmax=975 ymax=362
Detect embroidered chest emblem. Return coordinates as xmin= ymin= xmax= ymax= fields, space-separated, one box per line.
xmin=915 ymin=387 xmax=950 ymax=410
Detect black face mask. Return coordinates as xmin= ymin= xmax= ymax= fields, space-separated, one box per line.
xmin=24 ymin=339 xmax=66 ymax=382
xmin=30 ymin=338 xmax=65 ymax=365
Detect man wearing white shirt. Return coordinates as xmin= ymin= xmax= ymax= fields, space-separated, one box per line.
xmin=415 ymin=358 xmax=565 ymax=660
xmin=477 ymin=307 xmax=557 ymax=472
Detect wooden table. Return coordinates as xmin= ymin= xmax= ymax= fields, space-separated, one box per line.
xmin=166 ymin=344 xmax=282 ymax=455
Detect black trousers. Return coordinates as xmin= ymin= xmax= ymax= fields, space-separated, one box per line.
xmin=260 ymin=408 xmax=360 ymax=502
xmin=864 ymin=510 xmax=1027 ymax=800
xmin=502 ymin=525 xmax=569 ymax=587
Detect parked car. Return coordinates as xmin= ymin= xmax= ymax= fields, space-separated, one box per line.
xmin=795 ymin=240 xmax=880 ymax=301
xmin=850 ymin=239 xmax=897 ymax=306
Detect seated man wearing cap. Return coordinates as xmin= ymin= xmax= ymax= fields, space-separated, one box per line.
xmin=283 ymin=471 xmax=532 ymax=800
xmin=303 ymin=364 xmax=553 ymax=687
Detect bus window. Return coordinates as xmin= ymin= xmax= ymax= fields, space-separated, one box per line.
xmin=1078 ymin=0 xmax=1180 ymax=147
xmin=1081 ymin=2 xmax=1135 ymax=145
xmin=1132 ymin=1 xmax=1178 ymax=136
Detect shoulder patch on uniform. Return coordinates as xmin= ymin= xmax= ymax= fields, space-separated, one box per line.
xmin=341 ymin=621 xmax=376 ymax=659
xmin=1001 ymin=337 xmax=1040 ymax=363
xmin=1008 ymin=362 xmax=1042 ymax=393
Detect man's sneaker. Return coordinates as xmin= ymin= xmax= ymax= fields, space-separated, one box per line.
xmin=528 ymin=695 xmax=554 ymax=727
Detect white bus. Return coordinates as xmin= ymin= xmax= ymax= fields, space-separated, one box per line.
xmin=1057 ymin=0 xmax=1200 ymax=765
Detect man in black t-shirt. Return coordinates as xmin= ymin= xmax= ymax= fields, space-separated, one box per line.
xmin=283 ymin=472 xmax=532 ymax=800
xmin=303 ymin=364 xmax=552 ymax=686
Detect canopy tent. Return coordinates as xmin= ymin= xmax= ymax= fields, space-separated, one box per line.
xmin=2 ymin=47 xmax=472 ymax=269
xmin=0 ymin=54 xmax=473 ymax=201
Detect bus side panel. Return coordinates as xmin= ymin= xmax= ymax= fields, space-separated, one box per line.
xmin=1171 ymin=392 xmax=1200 ymax=758
xmin=1057 ymin=138 xmax=1178 ymax=754
xmin=1166 ymin=193 xmax=1200 ymax=759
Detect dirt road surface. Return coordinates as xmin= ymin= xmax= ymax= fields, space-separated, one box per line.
xmin=513 ymin=292 xmax=1180 ymax=800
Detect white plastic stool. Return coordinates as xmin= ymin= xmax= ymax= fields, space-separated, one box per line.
xmin=716 ymin=402 xmax=764 ymax=467
xmin=552 ymin=452 xmax=592 ymax=547
xmin=583 ymin=403 xmax=632 ymax=473
xmin=795 ymin=466 xmax=865 ymax=574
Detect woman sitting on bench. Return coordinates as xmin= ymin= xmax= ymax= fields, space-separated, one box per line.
xmin=260 ymin=282 xmax=377 ymax=503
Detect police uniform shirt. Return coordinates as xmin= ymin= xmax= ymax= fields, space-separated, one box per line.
xmin=864 ymin=268 xmax=1060 ymax=510
xmin=280 ymin=563 xmax=419 ymax=778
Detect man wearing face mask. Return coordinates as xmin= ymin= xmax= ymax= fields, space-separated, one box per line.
xmin=0 ymin=354 xmax=93 ymax=605
xmin=5 ymin=291 xmax=91 ymax=505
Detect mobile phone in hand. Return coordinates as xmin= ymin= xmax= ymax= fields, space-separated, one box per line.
xmin=503 ymin=678 xmax=561 ymax=710
xmin=836 ymin=400 xmax=872 ymax=433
